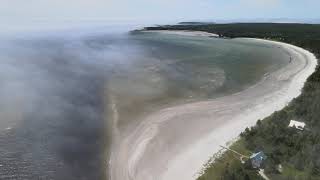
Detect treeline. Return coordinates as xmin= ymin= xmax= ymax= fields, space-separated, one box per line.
xmin=146 ymin=23 xmax=320 ymax=179
xmin=145 ymin=23 xmax=320 ymax=55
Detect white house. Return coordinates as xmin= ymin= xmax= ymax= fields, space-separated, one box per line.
xmin=288 ymin=120 xmax=306 ymax=130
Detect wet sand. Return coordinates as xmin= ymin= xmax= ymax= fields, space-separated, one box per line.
xmin=109 ymin=33 xmax=317 ymax=180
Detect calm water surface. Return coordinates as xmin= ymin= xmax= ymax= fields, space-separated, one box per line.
xmin=0 ymin=30 xmax=289 ymax=179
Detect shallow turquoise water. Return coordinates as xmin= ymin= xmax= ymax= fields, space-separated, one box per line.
xmin=119 ymin=32 xmax=289 ymax=100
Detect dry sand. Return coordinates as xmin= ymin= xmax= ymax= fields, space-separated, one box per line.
xmin=109 ymin=31 xmax=318 ymax=180
xmin=140 ymin=30 xmax=219 ymax=37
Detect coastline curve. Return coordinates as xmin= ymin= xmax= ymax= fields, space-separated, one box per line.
xmin=109 ymin=33 xmax=318 ymax=180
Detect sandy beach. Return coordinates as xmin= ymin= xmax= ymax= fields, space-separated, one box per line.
xmin=140 ymin=30 xmax=219 ymax=37
xmin=109 ymin=31 xmax=318 ymax=180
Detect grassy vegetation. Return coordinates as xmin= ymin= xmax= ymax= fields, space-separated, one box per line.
xmin=146 ymin=23 xmax=320 ymax=179
xmin=198 ymin=139 xmax=262 ymax=180
xmin=279 ymin=164 xmax=313 ymax=179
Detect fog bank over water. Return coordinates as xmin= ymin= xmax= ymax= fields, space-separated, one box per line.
xmin=0 ymin=28 xmax=289 ymax=179
xmin=0 ymin=36 xmax=111 ymax=179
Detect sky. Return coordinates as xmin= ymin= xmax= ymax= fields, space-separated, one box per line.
xmin=1 ymin=0 xmax=320 ymax=31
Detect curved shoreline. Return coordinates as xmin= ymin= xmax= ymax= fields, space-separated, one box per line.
xmin=109 ymin=33 xmax=318 ymax=180
xmin=138 ymin=30 xmax=219 ymax=37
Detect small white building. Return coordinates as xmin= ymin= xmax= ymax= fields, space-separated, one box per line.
xmin=288 ymin=120 xmax=306 ymax=130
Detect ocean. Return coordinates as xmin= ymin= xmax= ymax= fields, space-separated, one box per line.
xmin=0 ymin=29 xmax=289 ymax=179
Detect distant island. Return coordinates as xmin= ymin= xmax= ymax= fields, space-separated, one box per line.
xmin=143 ymin=23 xmax=320 ymax=180
xmin=178 ymin=22 xmax=216 ymax=25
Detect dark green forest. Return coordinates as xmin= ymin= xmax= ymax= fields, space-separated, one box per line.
xmin=145 ymin=23 xmax=320 ymax=179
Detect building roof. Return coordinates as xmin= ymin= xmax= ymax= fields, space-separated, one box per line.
xmin=289 ymin=120 xmax=306 ymax=130
xmin=250 ymin=151 xmax=266 ymax=160
xmin=250 ymin=151 xmax=267 ymax=169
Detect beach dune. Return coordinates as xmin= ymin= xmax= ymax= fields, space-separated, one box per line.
xmin=109 ymin=32 xmax=318 ymax=180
